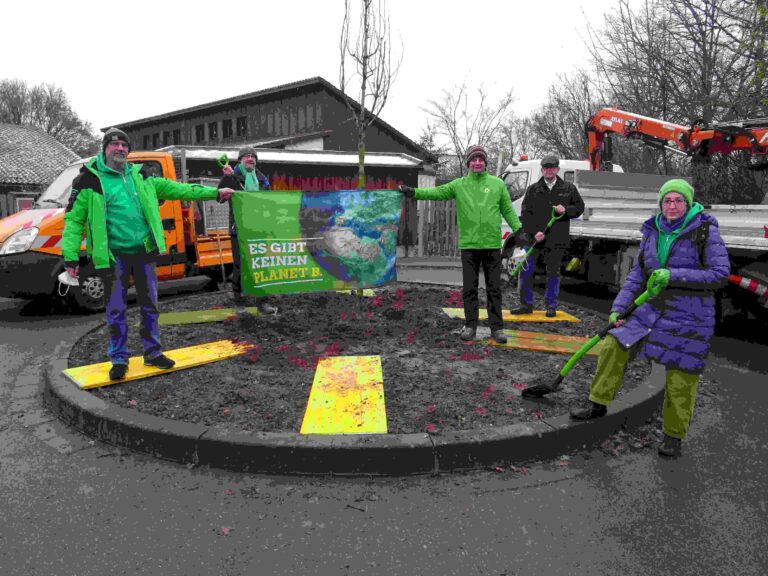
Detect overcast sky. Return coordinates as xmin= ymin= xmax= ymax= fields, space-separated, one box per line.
xmin=1 ymin=0 xmax=617 ymax=143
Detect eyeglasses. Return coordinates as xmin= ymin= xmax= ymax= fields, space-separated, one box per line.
xmin=662 ymin=198 xmax=686 ymax=206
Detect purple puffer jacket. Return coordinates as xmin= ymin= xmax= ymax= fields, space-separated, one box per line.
xmin=609 ymin=212 xmax=730 ymax=373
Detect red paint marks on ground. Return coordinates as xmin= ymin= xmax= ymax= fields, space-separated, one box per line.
xmin=277 ymin=344 xmax=291 ymax=353
xmin=475 ymin=406 xmax=487 ymax=416
xmin=425 ymin=423 xmax=438 ymax=434
xmin=391 ymin=300 xmax=404 ymax=310
xmin=405 ymin=330 xmax=417 ymax=345
xmin=511 ymin=383 xmax=529 ymax=390
xmin=426 ymin=404 xmax=437 ymax=413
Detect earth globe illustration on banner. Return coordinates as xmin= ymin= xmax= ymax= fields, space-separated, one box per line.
xmin=298 ymin=190 xmax=401 ymax=287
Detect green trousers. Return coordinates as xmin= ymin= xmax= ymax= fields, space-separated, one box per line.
xmin=588 ymin=335 xmax=700 ymax=439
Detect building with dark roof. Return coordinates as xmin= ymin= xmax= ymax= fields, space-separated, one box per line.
xmin=107 ymin=76 xmax=436 ymax=166
xmin=0 ymin=123 xmax=80 ymax=217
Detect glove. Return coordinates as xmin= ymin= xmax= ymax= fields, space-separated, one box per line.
xmin=511 ymin=247 xmax=527 ymax=267
xmin=648 ymin=268 xmax=671 ymax=289
xmin=609 ymin=312 xmax=620 ymax=324
xmin=398 ymin=185 xmax=415 ymax=198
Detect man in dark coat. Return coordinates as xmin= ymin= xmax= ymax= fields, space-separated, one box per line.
xmin=569 ymin=179 xmax=730 ymax=458
xmin=511 ymin=155 xmax=584 ymax=317
xmin=217 ymin=146 xmax=276 ymax=313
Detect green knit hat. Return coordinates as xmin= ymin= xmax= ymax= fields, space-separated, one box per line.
xmin=659 ymin=179 xmax=694 ymax=208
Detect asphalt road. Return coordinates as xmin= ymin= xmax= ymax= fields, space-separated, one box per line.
xmin=0 ymin=283 xmax=766 ymax=576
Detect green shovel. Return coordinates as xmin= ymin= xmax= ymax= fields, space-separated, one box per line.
xmin=521 ymin=269 xmax=670 ymax=398
xmin=508 ymin=208 xmax=564 ymax=280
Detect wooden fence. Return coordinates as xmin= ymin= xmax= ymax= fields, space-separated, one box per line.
xmin=416 ymin=200 xmax=460 ymax=257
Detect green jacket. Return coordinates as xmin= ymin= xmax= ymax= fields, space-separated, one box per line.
xmin=415 ymin=171 xmax=522 ymax=249
xmin=63 ymin=156 xmax=220 ymax=269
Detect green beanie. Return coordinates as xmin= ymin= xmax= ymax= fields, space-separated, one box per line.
xmin=659 ymin=179 xmax=694 ymax=208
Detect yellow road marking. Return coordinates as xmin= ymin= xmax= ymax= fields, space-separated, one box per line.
xmin=300 ymin=355 xmax=387 ymax=434
xmin=63 ymin=340 xmax=252 ymax=389
xmin=441 ymin=308 xmax=580 ymax=322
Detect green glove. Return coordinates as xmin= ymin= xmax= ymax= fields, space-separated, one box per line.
xmin=609 ymin=312 xmax=620 ymax=324
xmin=647 ymin=268 xmax=671 ymax=295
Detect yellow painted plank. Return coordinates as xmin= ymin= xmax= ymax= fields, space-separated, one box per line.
xmin=485 ymin=329 xmax=604 ymax=355
xmin=158 ymin=307 xmax=260 ymax=325
xmin=441 ymin=308 xmax=580 ymax=323
xmin=335 ymin=289 xmax=376 ymax=296
xmin=63 ymin=340 xmax=253 ymax=389
xmin=300 ymin=355 xmax=387 ymax=435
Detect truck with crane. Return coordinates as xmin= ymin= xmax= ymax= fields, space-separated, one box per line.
xmin=499 ymin=108 xmax=768 ymax=323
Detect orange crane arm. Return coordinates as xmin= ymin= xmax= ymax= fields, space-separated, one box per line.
xmin=586 ymin=108 xmax=768 ymax=171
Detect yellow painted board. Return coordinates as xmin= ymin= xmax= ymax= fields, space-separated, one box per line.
xmin=300 ymin=355 xmax=387 ymax=435
xmin=335 ymin=289 xmax=376 ymax=296
xmin=441 ymin=307 xmax=580 ymax=323
xmin=484 ymin=329 xmax=604 ymax=355
xmin=63 ymin=340 xmax=252 ymax=390
xmin=158 ymin=307 xmax=260 ymax=326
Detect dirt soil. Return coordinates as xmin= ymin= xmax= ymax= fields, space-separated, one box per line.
xmin=69 ymin=284 xmax=652 ymax=435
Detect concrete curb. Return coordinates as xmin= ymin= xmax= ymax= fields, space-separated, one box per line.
xmin=43 ymin=292 xmax=666 ymax=476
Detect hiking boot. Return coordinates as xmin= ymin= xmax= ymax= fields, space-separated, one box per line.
xmin=259 ymin=302 xmax=279 ymax=315
xmin=144 ymin=354 xmax=176 ymax=370
xmin=569 ymin=401 xmax=608 ymax=420
xmin=109 ymin=363 xmax=128 ymax=380
xmin=509 ymin=304 xmax=533 ymax=315
xmin=546 ymin=307 xmax=557 ymax=318
xmin=658 ymin=434 xmax=682 ymax=457
xmin=459 ymin=326 xmax=476 ymax=341
xmin=491 ymin=329 xmax=508 ymax=344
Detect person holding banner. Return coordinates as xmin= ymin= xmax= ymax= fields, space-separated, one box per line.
xmin=218 ymin=146 xmax=277 ymax=313
xmin=62 ymin=128 xmax=234 ymax=381
xmin=399 ymin=145 xmax=527 ymax=344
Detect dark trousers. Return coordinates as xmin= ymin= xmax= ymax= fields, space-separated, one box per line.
xmin=104 ymin=253 xmax=161 ymax=364
xmin=461 ymin=248 xmax=503 ymax=331
xmin=518 ymin=246 xmax=565 ymax=308
xmin=231 ymin=233 xmax=243 ymax=294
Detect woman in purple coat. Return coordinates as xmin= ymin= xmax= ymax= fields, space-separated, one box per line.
xmin=570 ymin=179 xmax=730 ymax=457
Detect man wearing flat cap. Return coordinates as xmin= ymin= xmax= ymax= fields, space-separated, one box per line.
xmin=511 ymin=155 xmax=584 ymax=317
xmin=62 ymin=128 xmax=235 ymax=380
xmin=217 ymin=146 xmax=276 ymax=313
xmin=399 ymin=145 xmax=527 ymax=343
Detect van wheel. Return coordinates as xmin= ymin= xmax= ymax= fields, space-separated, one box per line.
xmin=71 ymin=274 xmax=106 ymax=313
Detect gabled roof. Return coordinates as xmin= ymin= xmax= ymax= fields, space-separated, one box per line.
xmin=107 ymin=76 xmax=436 ymax=162
xmin=0 ymin=123 xmax=80 ymax=186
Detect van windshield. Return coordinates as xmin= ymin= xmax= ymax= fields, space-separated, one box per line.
xmin=35 ymin=162 xmax=85 ymax=208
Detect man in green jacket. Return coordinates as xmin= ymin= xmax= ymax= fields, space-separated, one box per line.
xmin=399 ymin=145 xmax=526 ymax=343
xmin=62 ymin=128 xmax=235 ymax=380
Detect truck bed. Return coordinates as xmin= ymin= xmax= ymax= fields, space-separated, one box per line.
xmin=571 ymin=170 xmax=768 ymax=251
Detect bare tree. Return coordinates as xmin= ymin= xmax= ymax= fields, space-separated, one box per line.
xmin=339 ymin=0 xmax=402 ymax=188
xmin=422 ymin=82 xmax=515 ymax=176
xmin=0 ymin=78 xmax=30 ymax=124
xmin=0 ymin=78 xmax=99 ymax=157
xmin=579 ymin=0 xmax=767 ymax=201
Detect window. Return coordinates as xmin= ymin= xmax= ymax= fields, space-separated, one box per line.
xmin=143 ymin=135 xmax=150 ymax=149
xmin=208 ymin=121 xmax=218 ymax=141
xmin=236 ymin=116 xmax=247 ymax=137
xmin=222 ymin=119 xmax=232 ymax=139
xmin=173 ymin=129 xmax=181 ymax=145
xmin=162 ymin=131 xmax=170 ymax=146
xmin=152 ymin=133 xmax=159 ymax=149
xmin=195 ymin=124 xmax=204 ymax=143
xmin=503 ymin=171 xmax=529 ymax=201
